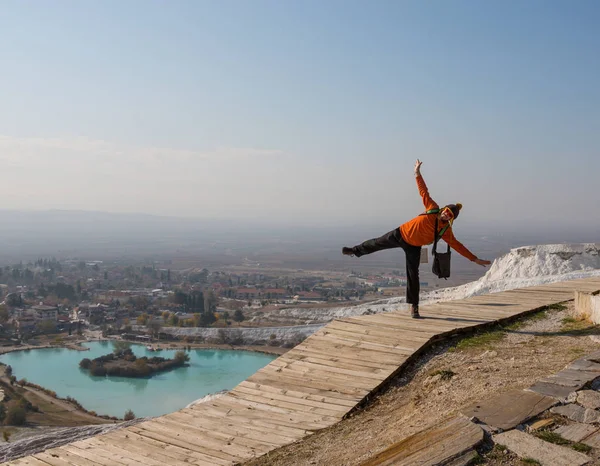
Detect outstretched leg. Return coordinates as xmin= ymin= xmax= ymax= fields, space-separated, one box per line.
xmin=346 ymin=228 xmax=403 ymax=257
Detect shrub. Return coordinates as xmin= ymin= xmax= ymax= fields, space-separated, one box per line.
xmin=124 ymin=409 xmax=136 ymax=421
xmin=4 ymin=402 xmax=26 ymax=426
xmin=79 ymin=358 xmax=92 ymax=369
xmin=174 ymin=351 xmax=190 ymax=364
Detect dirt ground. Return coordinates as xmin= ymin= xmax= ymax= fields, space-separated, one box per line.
xmin=245 ymin=302 xmax=600 ymax=466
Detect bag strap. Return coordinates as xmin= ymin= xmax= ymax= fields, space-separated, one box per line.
xmin=433 ymin=216 xmax=451 ymax=255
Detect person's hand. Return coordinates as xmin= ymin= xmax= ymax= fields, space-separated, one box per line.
xmin=414 ymin=159 xmax=422 ymax=176
xmin=474 ymin=258 xmax=491 ymax=267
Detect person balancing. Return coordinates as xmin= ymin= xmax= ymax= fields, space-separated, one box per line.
xmin=342 ymin=159 xmax=491 ymax=319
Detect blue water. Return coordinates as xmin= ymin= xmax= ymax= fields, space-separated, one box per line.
xmin=0 ymin=341 xmax=275 ymax=418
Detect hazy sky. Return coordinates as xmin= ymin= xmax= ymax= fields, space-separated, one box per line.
xmin=1 ymin=1 xmax=599 ymax=231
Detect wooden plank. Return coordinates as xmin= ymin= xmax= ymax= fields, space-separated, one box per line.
xmin=232 ymin=383 xmax=351 ymax=413
xmin=259 ymin=361 xmax=380 ymax=391
xmin=294 ymin=339 xmax=410 ymax=365
xmin=89 ymin=432 xmax=194 ymax=466
xmin=333 ymin=317 xmax=448 ymax=335
xmin=128 ymin=422 xmax=243 ymax=463
xmin=59 ymin=443 xmax=140 ymax=466
xmin=209 ymin=396 xmax=338 ymax=429
xmin=313 ymin=327 xmax=427 ymax=352
xmin=271 ymin=356 xmax=390 ymax=381
xmin=215 ymin=393 xmax=340 ymax=424
xmin=353 ymin=310 xmax=497 ymax=326
xmin=109 ymin=429 xmax=231 ymax=466
xmin=288 ymin=346 xmax=403 ymax=372
xmin=158 ymin=414 xmax=290 ymax=453
xmin=151 ymin=417 xmax=272 ymax=456
xmin=347 ymin=314 xmax=465 ymax=333
xmin=168 ymin=409 xmax=303 ymax=444
xmin=24 ymin=453 xmax=70 ymax=466
xmin=304 ymin=333 xmax=420 ymax=359
xmin=4 ymin=459 xmax=52 ymax=466
xmin=245 ymin=371 xmax=364 ymax=402
xmin=35 ymin=448 xmax=97 ymax=466
xmin=236 ymin=380 xmax=358 ymax=408
xmin=182 ymin=405 xmax=316 ymax=437
xmin=276 ymin=351 xmax=398 ymax=378
xmin=362 ymin=416 xmax=484 ymax=466
xmin=323 ymin=322 xmax=433 ymax=346
xmin=228 ymin=388 xmax=346 ymax=418
xmin=83 ymin=437 xmax=168 ymax=466
xmin=63 ymin=440 xmax=149 ymax=466
xmin=284 ymin=347 xmax=398 ymax=374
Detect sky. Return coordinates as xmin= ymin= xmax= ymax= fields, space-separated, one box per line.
xmin=1 ymin=0 xmax=599 ymax=233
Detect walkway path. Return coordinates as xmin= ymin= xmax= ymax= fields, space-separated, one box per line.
xmin=7 ymin=277 xmax=600 ymax=465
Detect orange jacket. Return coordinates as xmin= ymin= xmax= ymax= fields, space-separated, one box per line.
xmin=399 ymin=174 xmax=478 ymax=262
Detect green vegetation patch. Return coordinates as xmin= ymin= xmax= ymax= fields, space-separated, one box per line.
xmin=534 ymin=430 xmax=593 ymax=453
xmin=547 ymin=303 xmax=568 ymax=311
xmin=560 ymin=316 xmax=599 ymax=335
xmin=452 ymin=329 xmax=505 ymax=351
xmin=571 ymin=442 xmax=592 ymax=453
xmin=521 ymin=458 xmax=541 ymax=466
xmin=429 ymin=369 xmax=455 ymax=380
xmin=534 ymin=430 xmax=570 ymax=445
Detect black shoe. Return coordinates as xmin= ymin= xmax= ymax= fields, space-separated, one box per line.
xmin=342 ymin=247 xmax=355 ymax=256
xmin=411 ymin=305 xmax=421 ymax=319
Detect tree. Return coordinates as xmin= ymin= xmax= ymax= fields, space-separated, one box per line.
xmin=168 ymin=313 xmax=179 ymax=326
xmin=112 ymin=341 xmax=131 ymax=355
xmin=204 ymin=290 xmax=218 ymax=314
xmin=147 ymin=320 xmax=162 ymax=339
xmin=174 ymin=350 xmax=190 ymax=364
xmin=5 ymin=294 xmax=22 ymax=307
xmin=124 ymin=409 xmax=136 ymax=421
xmin=233 ymin=310 xmax=245 ymax=323
xmin=199 ymin=312 xmax=216 ymax=327
xmin=80 ymin=358 xmax=92 ymax=369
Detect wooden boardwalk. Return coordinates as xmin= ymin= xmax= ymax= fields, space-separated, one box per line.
xmin=7 ymin=277 xmax=600 ymax=465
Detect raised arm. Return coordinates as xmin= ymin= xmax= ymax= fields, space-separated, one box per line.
xmin=414 ymin=159 xmax=438 ymax=211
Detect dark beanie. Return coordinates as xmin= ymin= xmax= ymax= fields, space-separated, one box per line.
xmin=446 ymin=203 xmax=462 ymax=219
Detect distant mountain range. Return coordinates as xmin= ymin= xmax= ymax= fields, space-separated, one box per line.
xmin=0 ymin=209 xmax=597 ymax=267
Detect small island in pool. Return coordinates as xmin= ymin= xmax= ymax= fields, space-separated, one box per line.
xmin=80 ymin=342 xmax=190 ymax=378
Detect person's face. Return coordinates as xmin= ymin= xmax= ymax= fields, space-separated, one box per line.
xmin=440 ymin=208 xmax=454 ymax=222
